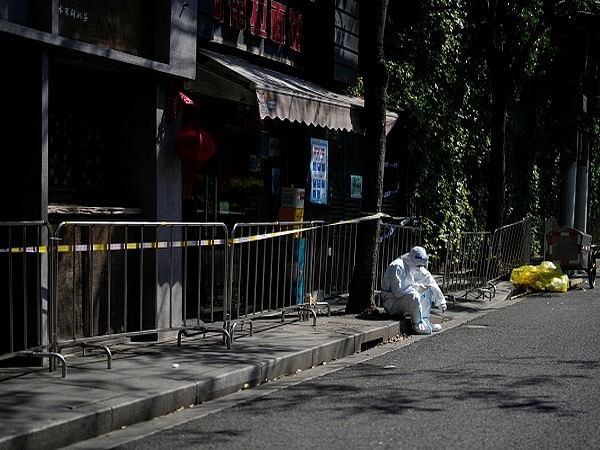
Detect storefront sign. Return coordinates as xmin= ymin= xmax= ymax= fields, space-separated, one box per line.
xmin=59 ymin=5 xmax=89 ymax=22
xmin=212 ymin=0 xmax=304 ymax=52
xmin=58 ymin=0 xmax=162 ymax=61
xmin=350 ymin=175 xmax=362 ymax=199
xmin=198 ymin=0 xmax=308 ymax=65
xmin=310 ymin=138 xmax=328 ymax=205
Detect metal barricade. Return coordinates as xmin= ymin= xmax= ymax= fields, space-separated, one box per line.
xmin=228 ymin=221 xmax=325 ymax=334
xmin=312 ymin=220 xmax=359 ymax=300
xmin=0 ymin=221 xmax=66 ymax=377
xmin=1 ymin=215 xmax=533 ymax=380
xmin=228 ymin=216 xmax=389 ymax=332
xmin=230 ymin=215 xmax=421 ymax=316
xmin=297 ymin=216 xmax=420 ymax=307
xmin=437 ymin=231 xmax=494 ymax=300
xmin=487 ymin=219 xmax=531 ymax=283
xmin=432 ymin=219 xmax=531 ymax=302
xmin=51 ymin=221 xmax=230 ymax=371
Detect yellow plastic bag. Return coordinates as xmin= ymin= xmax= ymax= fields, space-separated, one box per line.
xmin=510 ymin=261 xmax=569 ymax=293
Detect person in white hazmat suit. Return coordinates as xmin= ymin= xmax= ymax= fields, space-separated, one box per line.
xmin=380 ymin=246 xmax=447 ymax=334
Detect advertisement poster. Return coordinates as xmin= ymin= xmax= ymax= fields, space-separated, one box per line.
xmin=310 ymin=138 xmax=328 ymax=205
xmin=350 ymin=175 xmax=362 ymax=199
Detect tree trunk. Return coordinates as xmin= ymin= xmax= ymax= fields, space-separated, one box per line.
xmin=486 ymin=54 xmax=507 ymax=232
xmin=346 ymin=0 xmax=389 ymax=314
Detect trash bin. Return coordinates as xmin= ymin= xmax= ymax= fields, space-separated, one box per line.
xmin=545 ymin=227 xmax=597 ymax=289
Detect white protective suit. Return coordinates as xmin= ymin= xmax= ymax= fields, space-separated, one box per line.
xmin=380 ymin=246 xmax=447 ymax=335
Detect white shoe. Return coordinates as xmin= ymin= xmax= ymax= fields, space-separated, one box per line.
xmin=413 ymin=322 xmax=432 ymax=335
xmin=431 ymin=324 xmax=442 ymax=332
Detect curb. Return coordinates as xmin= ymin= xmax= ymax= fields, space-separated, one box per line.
xmin=0 ymin=322 xmax=401 ymax=450
xmin=1 ymin=281 xmax=521 ymax=450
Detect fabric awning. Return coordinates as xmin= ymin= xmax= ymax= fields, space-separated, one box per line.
xmin=190 ymin=49 xmax=398 ymax=134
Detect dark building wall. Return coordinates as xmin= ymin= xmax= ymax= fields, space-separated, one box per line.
xmin=1 ymin=0 xmax=197 ymax=79
xmin=1 ymin=1 xmax=195 ymax=354
xmin=0 ymin=0 xmax=53 ymax=32
xmin=0 ymin=38 xmax=50 ymax=358
xmin=0 ymin=37 xmax=47 ymax=221
xmin=120 ymin=76 xmax=160 ymax=219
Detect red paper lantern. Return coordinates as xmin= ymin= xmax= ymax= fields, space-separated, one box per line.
xmin=176 ymin=126 xmax=216 ymax=167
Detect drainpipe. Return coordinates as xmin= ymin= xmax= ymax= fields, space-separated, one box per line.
xmin=561 ymin=129 xmax=577 ymax=229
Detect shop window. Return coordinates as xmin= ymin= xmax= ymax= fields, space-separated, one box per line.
xmin=181 ymin=97 xmax=267 ymax=224
xmin=49 ymin=113 xmax=119 ymax=206
xmin=48 ymin=65 xmax=124 ymax=208
xmin=327 ymin=131 xmax=362 ymax=221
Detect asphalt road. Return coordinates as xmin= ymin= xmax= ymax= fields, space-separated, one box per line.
xmin=71 ymin=288 xmax=600 ymax=449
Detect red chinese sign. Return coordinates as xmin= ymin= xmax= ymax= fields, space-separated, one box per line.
xmin=213 ymin=0 xmax=303 ymax=52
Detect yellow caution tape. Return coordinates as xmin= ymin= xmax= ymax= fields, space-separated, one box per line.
xmin=0 ymin=246 xmax=49 ymax=254
xmin=229 ymin=213 xmax=389 ymax=244
xmin=0 ymin=214 xmax=391 ymax=254
xmin=229 ymin=225 xmax=321 ymax=244
xmin=1 ymin=239 xmax=227 ymax=254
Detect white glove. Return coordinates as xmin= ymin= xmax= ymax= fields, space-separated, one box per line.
xmin=406 ymin=286 xmax=420 ymax=298
xmin=440 ymin=303 xmax=447 ymax=313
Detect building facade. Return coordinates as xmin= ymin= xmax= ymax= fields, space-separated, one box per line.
xmin=0 ymin=0 xmax=400 ymax=359
xmin=183 ymin=0 xmax=398 ymax=226
xmin=0 ymin=0 xmax=198 ymax=357
xmin=1 ymin=0 xmax=197 ymax=222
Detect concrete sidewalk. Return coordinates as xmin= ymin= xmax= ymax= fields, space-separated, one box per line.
xmin=0 ymin=282 xmax=520 ymax=450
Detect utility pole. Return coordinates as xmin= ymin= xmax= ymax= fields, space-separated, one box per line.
xmin=556 ymin=14 xmax=591 ymax=232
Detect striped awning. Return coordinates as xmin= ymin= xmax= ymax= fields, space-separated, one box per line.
xmin=189 ymin=49 xmax=398 ymax=134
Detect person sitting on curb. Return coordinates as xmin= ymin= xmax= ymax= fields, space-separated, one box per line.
xmin=380 ymin=246 xmax=447 ymax=334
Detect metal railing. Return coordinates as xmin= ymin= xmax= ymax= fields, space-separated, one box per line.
xmin=0 ymin=221 xmax=66 ymax=376
xmin=310 ymin=220 xmax=359 ymax=301
xmin=0 ymin=215 xmax=532 ymax=378
xmin=228 ymin=221 xmax=326 ymax=333
xmin=231 ymin=216 xmax=422 ymax=310
xmin=487 ymin=219 xmax=531 ymax=282
xmin=51 ymin=221 xmax=231 ymax=370
xmin=429 ymin=219 xmax=531 ymax=301
xmin=436 ymin=231 xmax=494 ymax=300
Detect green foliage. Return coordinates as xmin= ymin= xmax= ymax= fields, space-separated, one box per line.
xmin=588 ymin=116 xmax=600 ymax=241
xmin=347 ymin=1 xmax=600 ymax=260
xmin=382 ymin=0 xmax=489 ymax=251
